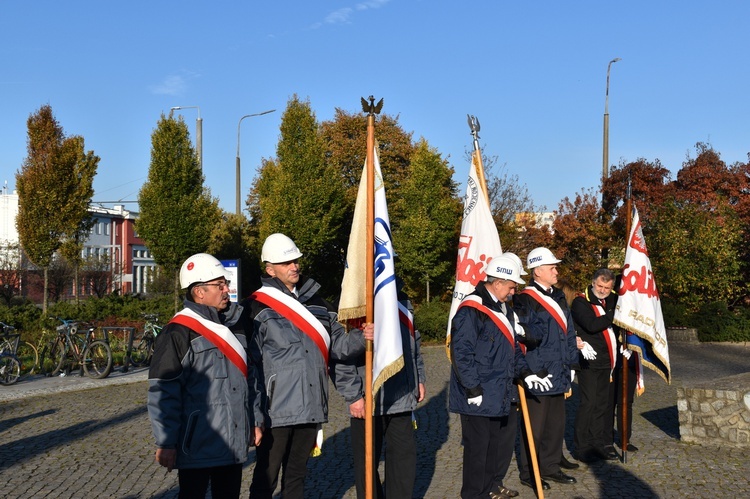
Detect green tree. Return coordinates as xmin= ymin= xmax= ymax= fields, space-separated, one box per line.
xmin=15 ymin=105 xmax=98 ymax=313
xmin=58 ymin=137 xmax=99 ymax=304
xmin=392 ymin=139 xmax=462 ymax=303
xmin=207 ymin=211 xmax=261 ymax=298
xmin=137 ymin=114 xmax=220 ymax=310
xmin=649 ymin=201 xmax=744 ymax=311
xmin=248 ymin=96 xmax=347 ymax=298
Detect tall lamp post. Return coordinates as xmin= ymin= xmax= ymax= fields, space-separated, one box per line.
xmin=602 ymin=58 xmax=621 ymax=182
xmin=236 ymin=109 xmax=275 ymax=215
xmin=171 ymin=105 xmax=203 ymax=170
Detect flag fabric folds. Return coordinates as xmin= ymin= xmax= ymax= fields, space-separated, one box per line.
xmin=339 ymin=145 xmax=403 ymax=393
xmin=613 ymin=206 xmax=671 ymax=384
xmin=446 ymin=152 xmax=503 ymax=344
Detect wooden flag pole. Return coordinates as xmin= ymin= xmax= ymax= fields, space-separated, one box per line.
xmin=518 ymin=384 xmax=544 ymax=499
xmin=621 ymin=174 xmax=632 ymax=464
xmin=362 ymin=95 xmax=382 ymax=499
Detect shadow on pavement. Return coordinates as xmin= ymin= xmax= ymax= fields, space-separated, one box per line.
xmin=640 ymin=405 xmax=680 ymax=440
xmin=413 ymin=385 xmax=450 ymax=498
xmin=0 ymin=407 xmax=57 ymax=433
xmin=0 ymin=405 xmax=146 ymax=472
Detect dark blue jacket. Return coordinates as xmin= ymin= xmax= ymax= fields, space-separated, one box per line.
xmin=513 ymin=281 xmax=580 ymax=396
xmin=449 ymin=282 xmax=527 ymax=417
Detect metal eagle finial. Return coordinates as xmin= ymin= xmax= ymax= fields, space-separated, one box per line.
xmin=361 ymin=96 xmax=384 ymax=115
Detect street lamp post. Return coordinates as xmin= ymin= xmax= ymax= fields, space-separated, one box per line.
xmin=602 ymin=57 xmax=621 ymax=182
xmin=236 ymin=109 xmax=275 ymax=215
xmin=171 ymin=106 xmax=203 ymax=170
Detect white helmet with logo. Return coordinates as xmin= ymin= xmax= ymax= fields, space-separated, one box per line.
xmin=261 ymin=233 xmax=303 ymax=264
xmin=502 ymin=251 xmax=528 ymax=276
xmin=485 ymin=255 xmax=525 ymax=285
xmin=526 ymin=247 xmax=561 ymax=269
xmin=179 ymin=253 xmax=226 ymax=289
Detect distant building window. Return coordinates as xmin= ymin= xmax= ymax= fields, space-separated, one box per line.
xmin=105 ymin=224 xmax=109 ymax=236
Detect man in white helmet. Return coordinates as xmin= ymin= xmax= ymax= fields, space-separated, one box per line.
xmin=449 ymin=255 xmax=543 ymax=499
xmin=247 ymin=233 xmax=373 ymax=499
xmin=513 ymin=247 xmax=580 ymax=491
xmin=147 ymin=253 xmax=255 ymax=499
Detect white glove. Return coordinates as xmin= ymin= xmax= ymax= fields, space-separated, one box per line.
xmin=468 ymin=395 xmax=483 ymax=406
xmin=620 ymin=345 xmax=632 ymax=360
xmin=571 ymin=370 xmax=576 ymax=382
xmin=524 ymin=374 xmax=553 ymax=392
xmin=581 ymin=341 xmax=597 ymax=360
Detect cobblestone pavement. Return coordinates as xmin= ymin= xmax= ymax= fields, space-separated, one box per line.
xmin=1 ymin=342 xmax=749 ymax=498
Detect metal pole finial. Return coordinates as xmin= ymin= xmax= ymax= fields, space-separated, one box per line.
xmin=361 ymin=96 xmax=383 ymax=115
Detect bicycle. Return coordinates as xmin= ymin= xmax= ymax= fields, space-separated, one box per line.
xmin=129 ymin=314 xmax=162 ymax=367
xmin=50 ymin=318 xmax=113 ymax=379
xmin=0 ymin=322 xmax=38 ymax=378
xmin=0 ymin=353 xmax=20 ymax=385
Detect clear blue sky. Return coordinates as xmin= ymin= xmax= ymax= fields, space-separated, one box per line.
xmin=2 ymin=1 xmax=748 ymax=213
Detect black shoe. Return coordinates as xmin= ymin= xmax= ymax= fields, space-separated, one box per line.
xmin=519 ymin=477 xmax=550 ymax=491
xmin=490 ymin=485 xmax=519 ymax=498
xmin=559 ymin=455 xmax=580 ymax=470
xmin=594 ymin=446 xmax=619 ymax=461
xmin=541 ymin=471 xmax=577 ymax=484
xmin=573 ymin=449 xmax=601 ymax=464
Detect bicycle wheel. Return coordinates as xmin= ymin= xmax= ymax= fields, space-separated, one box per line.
xmin=0 ymin=354 xmax=21 ymax=385
xmin=129 ymin=333 xmax=153 ymax=367
xmin=16 ymin=341 xmax=39 ymax=377
xmin=83 ymin=340 xmax=112 ymax=379
xmin=50 ymin=338 xmax=68 ymax=377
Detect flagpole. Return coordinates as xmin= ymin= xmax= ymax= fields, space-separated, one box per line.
xmin=467 ymin=114 xmax=542 ymax=493
xmin=362 ymin=95 xmax=382 ymax=499
xmin=467 ymin=115 xmax=490 ymax=203
xmin=518 ymin=383 xmax=545 ymax=498
xmin=622 ymin=173 xmax=632 ymax=464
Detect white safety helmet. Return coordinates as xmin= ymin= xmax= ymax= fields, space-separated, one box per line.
xmin=179 ymin=253 xmax=227 ymax=289
xmin=485 ymin=255 xmax=525 ymax=285
xmin=502 ymin=251 xmax=528 ymax=276
xmin=261 ymin=233 xmax=303 ymax=264
xmin=526 ymin=247 xmax=561 ymax=269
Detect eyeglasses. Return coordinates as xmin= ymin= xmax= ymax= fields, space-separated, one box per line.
xmin=200 ymin=280 xmax=231 ymax=290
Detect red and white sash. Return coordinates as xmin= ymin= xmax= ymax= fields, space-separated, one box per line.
xmin=520 ymin=287 xmax=568 ymax=334
xmin=251 ymin=286 xmax=331 ymax=366
xmin=170 ymin=308 xmax=248 ymax=376
xmin=582 ymin=291 xmax=617 ymax=375
xmin=457 ymin=295 xmax=515 ymax=346
xmin=398 ymin=301 xmax=415 ymax=338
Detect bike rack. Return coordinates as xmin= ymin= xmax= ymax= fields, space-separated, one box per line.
xmin=101 ymin=327 xmax=137 ymax=373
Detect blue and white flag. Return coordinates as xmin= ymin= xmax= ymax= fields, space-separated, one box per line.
xmin=339 ymin=145 xmax=403 ymax=393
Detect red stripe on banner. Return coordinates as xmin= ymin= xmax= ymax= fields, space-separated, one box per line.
xmin=169 ymin=315 xmax=247 ymax=376
xmin=251 ymin=292 xmax=330 ymax=367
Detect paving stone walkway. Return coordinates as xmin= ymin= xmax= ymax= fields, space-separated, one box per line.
xmin=1 ymin=342 xmax=749 ymax=498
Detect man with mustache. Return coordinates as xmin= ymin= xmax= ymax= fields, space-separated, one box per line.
xmin=148 ymin=253 xmax=253 ymax=499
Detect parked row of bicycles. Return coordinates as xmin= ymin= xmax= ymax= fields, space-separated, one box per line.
xmin=0 ymin=314 xmax=162 ymax=385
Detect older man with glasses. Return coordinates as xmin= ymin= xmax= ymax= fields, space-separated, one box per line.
xmin=148 ymin=253 xmax=255 ymax=499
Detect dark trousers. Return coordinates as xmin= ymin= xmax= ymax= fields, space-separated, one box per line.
xmin=459 ymin=413 xmax=505 ymax=499
xmin=250 ymin=424 xmax=318 ymax=499
xmin=177 ymin=464 xmax=242 ymax=499
xmin=351 ymin=412 xmax=416 ymax=499
xmin=519 ymin=393 xmax=565 ymax=480
xmin=493 ymin=405 xmax=517 ymax=488
xmin=611 ymin=359 xmax=638 ymax=444
xmin=574 ymin=367 xmax=614 ymax=453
